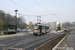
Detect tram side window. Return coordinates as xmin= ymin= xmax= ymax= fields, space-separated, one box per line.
xmin=42 ymin=27 xmax=45 ymax=31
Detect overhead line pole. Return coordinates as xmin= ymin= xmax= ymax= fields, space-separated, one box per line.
xmin=14 ymin=9 xmax=18 ymax=32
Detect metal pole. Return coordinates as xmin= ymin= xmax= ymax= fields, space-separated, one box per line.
xmin=14 ymin=9 xmax=18 ymax=32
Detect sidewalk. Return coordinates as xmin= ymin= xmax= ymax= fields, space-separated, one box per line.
xmin=50 ymin=30 xmax=63 ymax=33
xmin=0 ymin=30 xmax=63 ymax=38
xmin=0 ymin=32 xmax=32 ymax=38
xmin=56 ymin=30 xmax=75 ymax=50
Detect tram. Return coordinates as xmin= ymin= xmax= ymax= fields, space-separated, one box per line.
xmin=33 ymin=23 xmax=49 ymax=35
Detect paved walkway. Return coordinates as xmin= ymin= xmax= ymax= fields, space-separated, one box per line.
xmin=0 ymin=32 xmax=33 ymax=38
xmin=50 ymin=30 xmax=63 ymax=33
xmin=57 ymin=30 xmax=75 ymax=50
xmin=0 ymin=30 xmax=63 ymax=38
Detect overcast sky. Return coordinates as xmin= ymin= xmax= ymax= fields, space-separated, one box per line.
xmin=0 ymin=0 xmax=75 ymax=24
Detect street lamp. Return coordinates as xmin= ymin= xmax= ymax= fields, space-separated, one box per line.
xmin=14 ymin=9 xmax=18 ymax=32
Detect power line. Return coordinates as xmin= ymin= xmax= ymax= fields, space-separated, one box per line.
xmin=33 ymin=0 xmax=54 ymax=14
xmin=0 ymin=7 xmax=26 ymax=22
xmin=18 ymin=13 xmax=55 ymax=17
xmin=56 ymin=8 xmax=75 ymax=15
xmin=0 ymin=6 xmax=55 ymax=16
xmin=0 ymin=7 xmax=13 ymax=13
xmin=11 ymin=0 xmax=35 ymax=14
xmin=0 ymin=6 xmax=74 ymax=17
xmin=0 ymin=7 xmax=9 ymax=11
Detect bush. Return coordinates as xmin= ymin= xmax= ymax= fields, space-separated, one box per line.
xmin=0 ymin=19 xmax=3 ymax=35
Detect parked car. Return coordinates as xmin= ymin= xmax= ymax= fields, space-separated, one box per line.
xmin=22 ymin=29 xmax=27 ymax=32
xmin=27 ymin=29 xmax=33 ymax=32
xmin=27 ymin=29 xmax=31 ymax=32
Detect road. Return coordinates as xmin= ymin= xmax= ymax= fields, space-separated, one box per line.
xmin=0 ymin=31 xmax=64 ymax=50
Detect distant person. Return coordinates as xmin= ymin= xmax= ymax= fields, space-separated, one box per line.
xmin=27 ymin=30 xmax=28 ymax=33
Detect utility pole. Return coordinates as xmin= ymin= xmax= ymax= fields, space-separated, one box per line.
xmin=14 ymin=9 xmax=18 ymax=32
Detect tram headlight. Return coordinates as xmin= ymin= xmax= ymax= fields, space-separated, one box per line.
xmin=33 ymin=30 xmax=39 ymax=33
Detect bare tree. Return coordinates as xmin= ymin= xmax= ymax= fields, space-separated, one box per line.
xmin=28 ymin=21 xmax=33 ymax=29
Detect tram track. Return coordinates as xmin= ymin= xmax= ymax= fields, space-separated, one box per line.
xmin=0 ymin=34 xmax=33 ymax=44
xmin=3 ymin=34 xmax=54 ymax=47
xmin=0 ymin=31 xmax=64 ymax=50
xmin=23 ymin=34 xmax=60 ymax=50
xmin=3 ymin=34 xmax=62 ymax=50
xmin=2 ymin=34 xmax=55 ymax=49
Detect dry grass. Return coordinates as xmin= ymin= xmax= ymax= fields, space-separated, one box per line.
xmin=36 ymin=30 xmax=71 ymax=50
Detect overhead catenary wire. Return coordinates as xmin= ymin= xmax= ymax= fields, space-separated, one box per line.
xmin=0 ymin=0 xmax=75 ymax=17
xmin=11 ymin=0 xmax=56 ymax=16
xmin=0 ymin=6 xmax=55 ymax=16
xmin=0 ymin=7 xmax=13 ymax=13
xmin=0 ymin=6 xmax=74 ymax=17
xmin=0 ymin=7 xmax=26 ymax=23
xmin=11 ymin=0 xmax=36 ymax=14
xmin=33 ymin=0 xmax=54 ymax=14
xmin=0 ymin=7 xmax=9 ymax=11
xmin=18 ymin=13 xmax=55 ymax=17
xmin=56 ymin=8 xmax=75 ymax=14
xmin=18 ymin=8 xmax=75 ymax=17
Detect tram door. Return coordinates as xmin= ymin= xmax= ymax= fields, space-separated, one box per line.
xmin=39 ymin=25 xmax=42 ymax=35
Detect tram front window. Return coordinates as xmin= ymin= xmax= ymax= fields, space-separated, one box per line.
xmin=34 ymin=26 xmax=38 ymax=30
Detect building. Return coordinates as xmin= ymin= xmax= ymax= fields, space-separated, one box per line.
xmin=48 ymin=22 xmax=60 ymax=30
xmin=71 ymin=22 xmax=75 ymax=29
